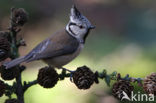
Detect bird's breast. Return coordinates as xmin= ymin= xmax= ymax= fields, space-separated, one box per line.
xmin=43 ymin=44 xmax=84 ymax=68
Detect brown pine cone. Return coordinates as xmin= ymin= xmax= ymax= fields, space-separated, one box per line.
xmin=143 ymin=73 xmax=156 ymax=95
xmin=112 ymin=80 xmax=134 ymax=100
xmin=5 ymin=98 xmax=19 ymax=103
xmin=0 ymin=80 xmax=6 ymax=97
xmin=0 ymin=66 xmax=20 ymax=80
xmin=12 ymin=8 xmax=28 ymax=26
xmin=37 ymin=66 xmax=59 ymax=88
xmin=0 ymin=31 xmax=10 ymax=38
xmin=72 ymin=66 xmax=95 ymax=89
xmin=0 ymin=36 xmax=10 ymax=62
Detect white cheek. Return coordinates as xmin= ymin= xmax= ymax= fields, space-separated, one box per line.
xmin=70 ymin=25 xmax=87 ymax=36
xmin=70 ymin=26 xmax=79 ymax=35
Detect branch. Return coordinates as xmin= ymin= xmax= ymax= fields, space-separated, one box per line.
xmin=23 ymin=80 xmax=38 ymax=92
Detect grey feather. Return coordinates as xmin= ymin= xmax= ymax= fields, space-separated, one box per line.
xmin=3 ymin=29 xmax=79 ymax=69
xmin=25 ymin=37 xmax=79 ymax=62
xmin=3 ymin=56 xmax=25 ymax=69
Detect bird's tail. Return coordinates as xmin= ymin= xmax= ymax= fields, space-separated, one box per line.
xmin=3 ymin=56 xmax=25 ymax=69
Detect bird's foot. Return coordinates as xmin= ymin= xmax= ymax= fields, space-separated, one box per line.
xmin=61 ymin=68 xmax=75 ymax=82
xmin=61 ymin=68 xmax=75 ymax=73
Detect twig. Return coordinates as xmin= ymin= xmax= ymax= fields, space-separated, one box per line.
xmin=23 ymin=80 xmax=38 ymax=92
xmin=9 ymin=8 xmax=24 ymax=103
xmin=15 ymin=73 xmax=24 ymax=103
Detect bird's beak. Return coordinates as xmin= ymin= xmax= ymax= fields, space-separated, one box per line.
xmin=89 ymin=25 xmax=95 ymax=29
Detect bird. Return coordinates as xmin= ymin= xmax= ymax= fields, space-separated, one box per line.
xmin=3 ymin=5 xmax=95 ymax=69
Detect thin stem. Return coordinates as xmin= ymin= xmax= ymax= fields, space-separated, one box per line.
xmin=15 ymin=73 xmax=24 ymax=103
xmin=9 ymin=8 xmax=24 ymax=103
xmin=23 ymin=80 xmax=38 ymax=92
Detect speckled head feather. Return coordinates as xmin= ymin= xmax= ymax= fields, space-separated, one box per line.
xmin=66 ymin=5 xmax=95 ymax=43
xmin=70 ymin=5 xmax=95 ymax=29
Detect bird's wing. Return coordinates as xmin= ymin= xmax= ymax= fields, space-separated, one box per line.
xmin=24 ymin=37 xmax=79 ymax=62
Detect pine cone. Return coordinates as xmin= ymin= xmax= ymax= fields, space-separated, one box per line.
xmin=143 ymin=73 xmax=156 ymax=95
xmin=0 ymin=66 xmax=20 ymax=80
xmin=12 ymin=8 xmax=28 ymax=26
xmin=0 ymin=36 xmax=10 ymax=62
xmin=72 ymin=66 xmax=95 ymax=89
xmin=0 ymin=31 xmax=10 ymax=38
xmin=112 ymin=80 xmax=134 ymax=100
xmin=37 ymin=66 xmax=59 ymax=88
xmin=5 ymin=99 xmax=19 ymax=103
xmin=0 ymin=80 xmax=6 ymax=97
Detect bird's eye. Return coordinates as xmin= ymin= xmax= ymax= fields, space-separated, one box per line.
xmin=79 ymin=25 xmax=83 ymax=28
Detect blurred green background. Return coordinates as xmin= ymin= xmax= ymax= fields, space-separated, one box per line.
xmin=0 ymin=0 xmax=156 ymax=103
